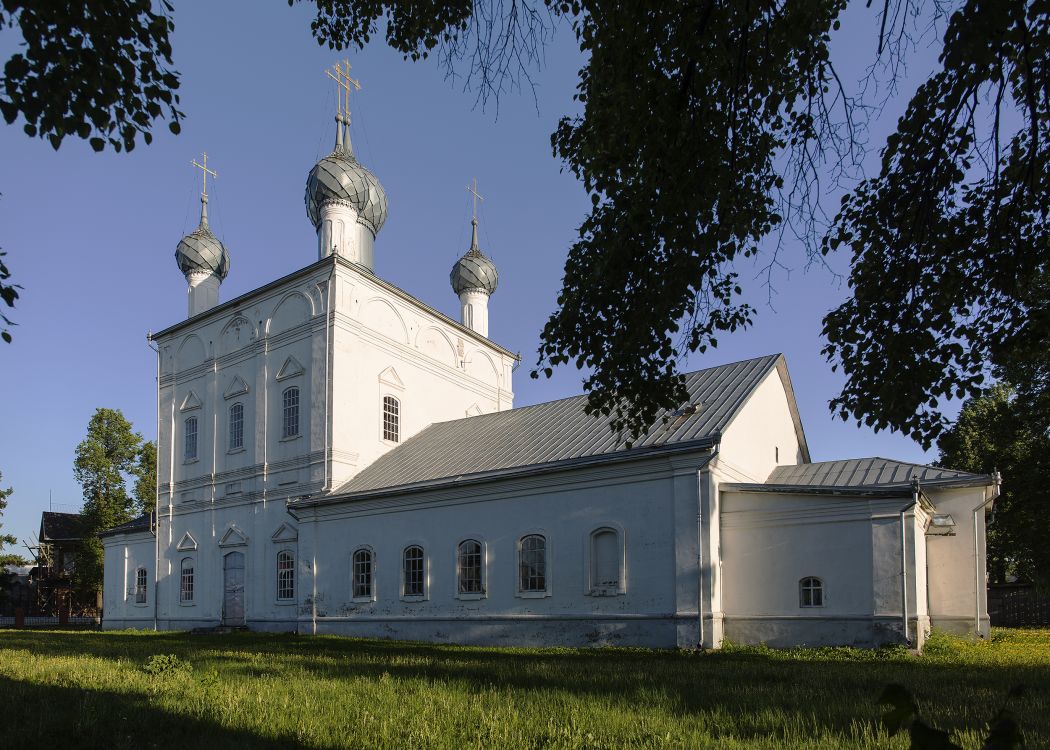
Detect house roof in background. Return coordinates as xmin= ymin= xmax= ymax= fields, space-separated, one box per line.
xmin=39 ymin=512 xmax=86 ymax=542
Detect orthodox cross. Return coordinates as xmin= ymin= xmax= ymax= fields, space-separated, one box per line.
xmin=191 ymin=152 xmax=217 ymax=197
xmin=326 ymin=59 xmax=361 ymax=120
xmin=466 ymin=178 xmax=484 ymax=221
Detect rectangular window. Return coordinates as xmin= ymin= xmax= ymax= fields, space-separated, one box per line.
xmin=353 ymin=549 xmax=373 ymax=599
xmin=135 ymin=568 xmax=147 ymax=604
xmin=457 ymin=540 xmax=483 ymax=594
xmin=229 ymin=403 xmax=244 ymax=451
xmin=277 ymin=551 xmax=295 ymax=600
xmin=184 ymin=417 xmax=198 ymax=461
xmin=382 ymin=396 xmax=400 ymax=442
xmin=403 ymin=546 xmax=424 ymax=597
xmin=519 ymin=535 xmax=547 ymax=593
xmin=180 ymin=561 xmax=194 ymax=603
xmin=282 ymin=388 xmax=299 ymax=439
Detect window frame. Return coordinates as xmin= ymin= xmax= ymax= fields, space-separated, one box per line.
xmin=281 ymin=386 xmax=300 ymax=441
xmin=585 ymin=524 xmax=627 ymax=596
xmin=179 ymin=557 xmax=195 ymax=605
xmin=183 ymin=416 xmax=198 ymax=463
xmin=455 ymin=538 xmax=487 ymax=600
xmin=228 ymin=402 xmax=245 ymax=453
xmin=134 ymin=566 xmax=148 ymax=606
xmin=516 ymin=532 xmax=551 ymax=598
xmin=351 ymin=546 xmax=376 ymax=602
xmin=400 ymin=543 xmax=428 ymax=602
xmin=799 ymin=576 xmax=825 ymax=608
xmin=276 ymin=549 xmax=296 ymax=603
xmin=381 ymin=395 xmax=400 ymax=443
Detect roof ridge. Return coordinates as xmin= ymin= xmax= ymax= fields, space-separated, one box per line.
xmin=426 ymin=353 xmax=783 ymax=429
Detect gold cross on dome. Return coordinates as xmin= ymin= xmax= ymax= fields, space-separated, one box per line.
xmin=191 ymin=152 xmax=217 ymax=197
xmin=326 ymin=59 xmax=361 ymax=120
xmin=466 ymin=178 xmax=484 ymax=220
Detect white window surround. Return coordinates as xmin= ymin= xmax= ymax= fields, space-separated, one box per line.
xmin=281 ymin=386 xmax=300 ymax=441
xmin=799 ymin=576 xmax=825 ymax=608
xmin=351 ymin=545 xmax=377 ymax=603
xmin=455 ymin=537 xmax=487 ymax=601
xmin=400 ymin=542 xmax=428 ymax=602
xmin=381 ymin=394 xmax=400 ymax=444
xmin=183 ymin=416 xmax=199 ymax=464
xmin=276 ymin=548 xmax=296 ymax=604
xmin=133 ymin=567 xmax=148 ymax=606
xmin=516 ymin=531 xmax=552 ymax=599
xmin=228 ymin=402 xmax=245 ymax=452
xmin=179 ymin=557 xmax=195 ymax=606
xmin=584 ymin=523 xmax=627 ymax=596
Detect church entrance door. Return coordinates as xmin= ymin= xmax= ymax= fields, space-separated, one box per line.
xmin=223 ymin=551 xmax=245 ymax=626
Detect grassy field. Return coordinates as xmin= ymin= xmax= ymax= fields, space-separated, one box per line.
xmin=0 ymin=629 xmax=1047 ymax=749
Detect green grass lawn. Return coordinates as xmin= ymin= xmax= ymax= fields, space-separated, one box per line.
xmin=0 ymin=629 xmax=1047 ymax=749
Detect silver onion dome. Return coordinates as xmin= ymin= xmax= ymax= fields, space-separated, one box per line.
xmin=451 ymin=218 xmax=498 ymax=295
xmin=305 ymin=117 xmax=388 ymax=235
xmin=175 ymin=196 xmax=230 ymax=281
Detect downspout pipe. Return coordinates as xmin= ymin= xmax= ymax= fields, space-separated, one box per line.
xmin=972 ymin=471 xmax=1001 ymax=638
xmin=697 ymin=444 xmax=719 ymax=649
xmin=900 ymin=477 xmax=920 ymax=646
xmin=147 ymin=332 xmax=161 ymax=632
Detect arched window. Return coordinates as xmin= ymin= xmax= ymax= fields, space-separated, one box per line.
xmin=229 ymin=402 xmax=244 ymax=451
xmin=799 ymin=577 xmax=824 ymax=607
xmin=352 ymin=547 xmax=374 ymax=599
xmin=180 ymin=558 xmax=194 ymax=603
xmin=282 ymin=387 xmax=300 ymax=439
xmin=457 ymin=539 xmax=483 ymax=595
xmin=277 ymin=550 xmax=295 ymax=600
xmin=184 ymin=417 xmax=198 ymax=461
xmin=518 ymin=534 xmax=547 ymax=594
xmin=590 ymin=528 xmax=622 ymax=594
xmin=135 ymin=567 xmax=148 ymax=604
xmin=402 ymin=545 xmax=425 ymax=598
xmin=382 ymin=395 xmax=400 ymax=442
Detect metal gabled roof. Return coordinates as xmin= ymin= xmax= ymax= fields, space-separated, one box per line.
xmin=326 ymin=354 xmax=784 ymax=497
xmin=720 ymin=457 xmax=993 ymax=495
xmin=98 ymin=513 xmax=153 ymax=538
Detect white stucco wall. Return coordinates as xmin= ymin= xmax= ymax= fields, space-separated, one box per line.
xmin=717 ymin=367 xmax=804 ymax=483
xmin=101 ymin=531 xmax=155 ymax=629
xmin=719 ymin=490 xmax=926 ymax=647
xmin=924 ymin=486 xmax=991 ymax=637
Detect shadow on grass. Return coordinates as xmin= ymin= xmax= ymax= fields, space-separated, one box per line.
xmin=0 ymin=675 xmax=322 ymax=750
xmin=2 ymin=630 xmax=1048 ymax=745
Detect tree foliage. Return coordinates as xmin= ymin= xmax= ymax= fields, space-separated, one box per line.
xmin=73 ymin=408 xmax=150 ymax=594
xmin=0 ymin=0 xmax=182 ymax=153
xmin=0 ymin=471 xmax=29 ymax=568
xmin=294 ymin=0 xmax=1049 ymax=444
xmin=938 ymin=384 xmax=1050 ymax=585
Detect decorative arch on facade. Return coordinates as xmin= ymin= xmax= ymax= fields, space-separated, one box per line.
xmin=267 ymin=291 xmax=313 ymax=336
xmin=464 ymin=349 xmax=500 ymax=386
xmin=361 ymin=297 xmax=409 ymax=344
xmin=220 ymin=315 xmax=256 ymax=354
xmin=415 ymin=326 xmax=457 ymax=366
xmin=175 ymin=334 xmax=206 ymax=370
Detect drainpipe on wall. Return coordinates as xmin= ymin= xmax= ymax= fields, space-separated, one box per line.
xmin=148 ymin=332 xmax=161 ymax=632
xmin=697 ymin=445 xmax=719 ymax=649
xmin=900 ymin=477 xmax=920 ymax=646
xmin=972 ymin=471 xmax=1001 ymax=638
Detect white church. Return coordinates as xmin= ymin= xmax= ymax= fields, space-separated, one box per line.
xmin=101 ymin=80 xmax=998 ymax=649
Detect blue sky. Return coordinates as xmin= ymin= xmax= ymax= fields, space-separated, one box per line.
xmin=0 ymin=3 xmax=948 ymax=547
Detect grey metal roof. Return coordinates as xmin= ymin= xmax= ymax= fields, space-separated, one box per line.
xmin=331 ymin=354 xmax=784 ymax=496
xmin=99 ymin=513 xmax=152 ymax=538
xmin=756 ymin=458 xmax=990 ymax=491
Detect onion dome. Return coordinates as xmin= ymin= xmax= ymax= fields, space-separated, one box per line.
xmin=451 ymin=218 xmax=498 ymax=295
xmin=305 ymin=116 xmax=388 ymax=235
xmin=175 ymin=195 xmax=230 ymax=280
